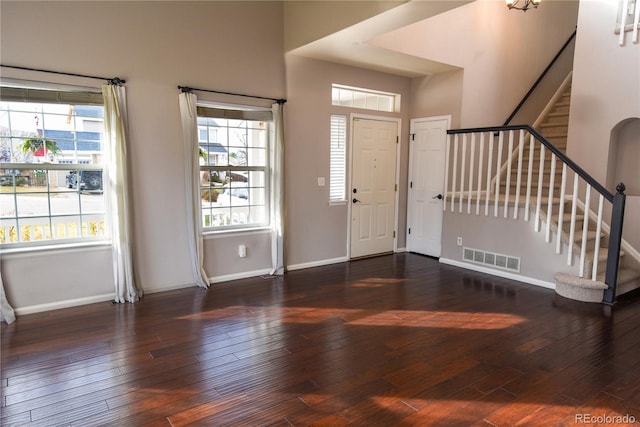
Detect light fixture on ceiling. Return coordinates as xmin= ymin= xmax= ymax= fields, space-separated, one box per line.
xmin=506 ymin=0 xmax=541 ymax=11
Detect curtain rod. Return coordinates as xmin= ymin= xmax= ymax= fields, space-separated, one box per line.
xmin=1 ymin=64 xmax=125 ymax=86
xmin=178 ymin=85 xmax=286 ymax=105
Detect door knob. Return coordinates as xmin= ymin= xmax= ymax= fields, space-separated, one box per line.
xmin=353 ymin=198 xmax=361 ymax=204
xmin=433 ymin=194 xmax=443 ymax=200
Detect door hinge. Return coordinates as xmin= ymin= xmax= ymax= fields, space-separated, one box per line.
xmin=411 ymin=133 xmax=415 ymax=141
xmin=408 ymin=228 xmax=411 ymax=235
xmin=393 ymin=231 xmax=396 ymax=238
xmin=395 ymin=184 xmax=398 ymax=192
xmin=396 ymin=136 xmax=399 ymax=144
xmin=410 ymin=181 xmax=413 ymax=189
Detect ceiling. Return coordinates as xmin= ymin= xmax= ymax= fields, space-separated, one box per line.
xmin=287 ymin=0 xmax=474 ymax=78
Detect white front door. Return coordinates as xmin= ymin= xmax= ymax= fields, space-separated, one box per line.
xmin=406 ymin=116 xmax=450 ymax=257
xmin=350 ymin=118 xmax=398 ymax=259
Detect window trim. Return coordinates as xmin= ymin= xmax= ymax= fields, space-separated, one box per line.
xmin=331 ymin=83 xmax=401 ymax=113
xmin=0 ymin=88 xmax=108 ymax=249
xmin=197 ymin=105 xmax=272 ymax=232
xmin=329 ymin=114 xmax=347 ymax=203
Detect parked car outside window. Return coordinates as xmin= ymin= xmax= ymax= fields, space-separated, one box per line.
xmin=66 ymin=170 xmax=103 ymax=191
xmin=216 ymin=182 xmax=249 ymax=206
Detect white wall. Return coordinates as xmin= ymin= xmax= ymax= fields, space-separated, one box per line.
xmin=1 ymin=1 xmax=285 ymax=312
xmin=568 ymin=0 xmax=640 ymax=251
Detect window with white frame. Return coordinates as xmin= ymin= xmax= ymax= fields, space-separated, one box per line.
xmin=330 ymin=114 xmax=346 ymax=202
xmin=197 ymin=105 xmax=270 ymax=230
xmin=331 ymin=84 xmax=400 ymax=113
xmin=0 ymin=85 xmax=106 ymax=247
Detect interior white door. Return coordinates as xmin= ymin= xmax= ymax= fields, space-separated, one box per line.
xmin=350 ymin=118 xmax=398 ymax=259
xmin=406 ymin=117 xmax=449 ymax=257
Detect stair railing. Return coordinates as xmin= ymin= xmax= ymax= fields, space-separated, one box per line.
xmin=503 ymin=29 xmax=577 ymax=127
xmin=444 ymin=125 xmax=626 ymax=304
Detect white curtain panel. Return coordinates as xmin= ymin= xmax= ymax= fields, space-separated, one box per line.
xmin=0 ymin=273 xmax=15 ymax=324
xmin=103 ymin=84 xmax=143 ymax=303
xmin=270 ymin=102 xmax=285 ymax=275
xmin=179 ymin=92 xmax=210 ymax=288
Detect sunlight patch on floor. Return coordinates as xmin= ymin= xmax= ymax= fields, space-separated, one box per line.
xmin=346 ymin=310 xmax=527 ymax=330
xmin=179 ymin=306 xmax=526 ymax=330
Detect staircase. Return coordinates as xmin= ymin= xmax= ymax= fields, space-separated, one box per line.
xmin=527 ymin=77 xmax=640 ymax=302
xmin=444 ymin=75 xmax=640 ymax=304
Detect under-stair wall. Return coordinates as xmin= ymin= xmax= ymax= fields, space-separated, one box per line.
xmin=440 ymin=123 xmax=639 ymax=304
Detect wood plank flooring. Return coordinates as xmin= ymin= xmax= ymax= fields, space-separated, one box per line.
xmin=2 ymin=253 xmax=640 ymax=426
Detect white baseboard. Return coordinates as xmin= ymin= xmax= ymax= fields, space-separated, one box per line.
xmin=287 ymin=256 xmax=349 ymax=271
xmin=14 ymin=293 xmax=115 ymax=316
xmin=209 ymin=268 xmax=273 ymax=284
xmin=439 ymin=258 xmax=556 ymax=290
xmin=396 ymin=247 xmax=407 ymax=253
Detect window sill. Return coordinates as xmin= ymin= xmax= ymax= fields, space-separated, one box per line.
xmin=203 ymin=226 xmax=271 ymax=239
xmin=1 ymin=240 xmax=111 ymax=256
xmin=329 ymin=200 xmax=348 ymax=206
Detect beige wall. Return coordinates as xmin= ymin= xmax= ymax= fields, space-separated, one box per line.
xmin=284 ymin=0 xmax=404 ymax=52
xmin=1 ymin=1 xmax=285 ymax=310
xmin=410 ymin=69 xmax=464 ymax=128
xmin=284 ymin=54 xmax=411 ymax=266
xmin=371 ymin=0 xmax=579 ymax=127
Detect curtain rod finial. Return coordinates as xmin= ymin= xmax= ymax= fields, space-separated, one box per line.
xmin=276 ymin=99 xmax=287 ymax=105
xmin=109 ymin=77 xmax=125 ymax=86
xmin=179 ymin=86 xmax=193 ymax=94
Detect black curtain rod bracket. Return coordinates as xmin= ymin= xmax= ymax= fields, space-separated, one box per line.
xmin=1 ymin=64 xmax=125 ymax=85
xmin=178 ymin=85 xmax=285 ymax=104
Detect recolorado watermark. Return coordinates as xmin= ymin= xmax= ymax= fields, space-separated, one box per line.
xmin=575 ymin=413 xmax=636 ymax=424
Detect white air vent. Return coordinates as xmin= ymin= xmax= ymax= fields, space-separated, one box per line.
xmin=463 ymin=247 xmax=521 ymax=273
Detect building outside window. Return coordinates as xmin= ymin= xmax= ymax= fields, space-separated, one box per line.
xmin=0 ymin=86 xmax=106 ymax=247
xmin=197 ymin=106 xmax=270 ymax=230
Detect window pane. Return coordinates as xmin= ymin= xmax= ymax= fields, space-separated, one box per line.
xmin=0 ymin=96 xmax=106 ymax=247
xmin=331 ymin=84 xmax=400 ymax=113
xmin=197 ymin=111 xmax=270 ymax=230
xmin=330 ymin=115 xmax=347 ymax=201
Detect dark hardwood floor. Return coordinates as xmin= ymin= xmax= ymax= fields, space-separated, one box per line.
xmin=2 ymin=253 xmax=640 ymax=426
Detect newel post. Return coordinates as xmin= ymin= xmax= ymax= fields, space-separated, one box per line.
xmin=603 ymin=183 xmax=626 ymax=304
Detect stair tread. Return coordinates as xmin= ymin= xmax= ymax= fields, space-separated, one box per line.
xmin=540 ymin=123 xmax=568 ymax=128
xmin=554 ymin=268 xmax=640 ymax=291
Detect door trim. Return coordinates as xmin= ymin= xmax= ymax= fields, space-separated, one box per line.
xmin=406 ymin=115 xmax=451 ymax=256
xmin=347 ymin=113 xmax=402 ymax=259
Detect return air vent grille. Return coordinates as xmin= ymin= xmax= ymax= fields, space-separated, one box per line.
xmin=463 ymin=247 xmax=520 ymax=273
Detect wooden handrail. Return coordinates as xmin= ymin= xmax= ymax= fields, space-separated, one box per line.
xmin=503 ymin=29 xmax=577 ymax=126
xmin=446 ymin=124 xmax=626 ymax=304
xmin=447 ymin=124 xmax=614 ymax=202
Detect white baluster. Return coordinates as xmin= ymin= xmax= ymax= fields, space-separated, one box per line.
xmin=535 ymin=146 xmax=545 ymax=232
xmin=592 ymin=194 xmax=605 ymax=281
xmin=504 ymin=131 xmax=513 ymax=218
xmin=459 ymin=134 xmax=467 ymax=213
xmin=485 ymin=133 xmax=494 ymax=216
xmin=468 ymin=133 xmax=476 ymax=214
xmin=451 ymin=134 xmax=458 ymax=212
xmin=476 ymin=133 xmax=485 ymax=215
xmin=579 ymin=185 xmax=591 ymax=277
xmin=524 ymin=134 xmax=534 ymax=222
xmin=556 ymin=163 xmax=568 ymax=254
xmin=621 ymin=0 xmax=630 ymax=45
xmin=567 ymin=171 xmax=579 ymax=265
xmin=545 ymin=154 xmax=557 ymax=243
xmin=634 ymin=0 xmax=640 ymax=43
xmin=513 ymin=130 xmax=524 ymax=219
xmin=443 ymin=134 xmax=450 ymax=211
xmin=494 ymin=131 xmax=504 ymax=217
